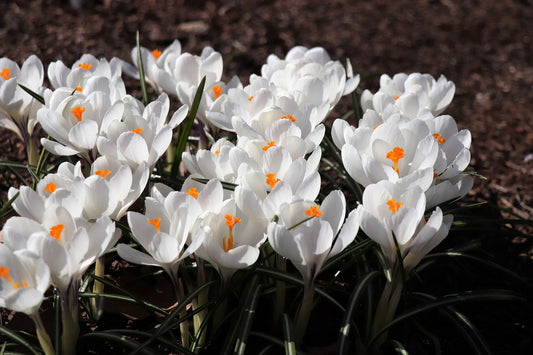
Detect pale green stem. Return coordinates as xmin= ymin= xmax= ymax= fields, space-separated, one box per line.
xmin=370 ymin=274 xmax=404 ymax=349
xmin=60 ymin=282 xmax=80 ymax=355
xmin=90 ymin=255 xmax=105 ymax=320
xmin=25 ymin=135 xmax=39 ymax=167
xmin=31 ymin=313 xmax=55 ymax=355
xmin=295 ymin=281 xmax=315 ymax=347
xmin=192 ymin=259 xmax=208 ymax=350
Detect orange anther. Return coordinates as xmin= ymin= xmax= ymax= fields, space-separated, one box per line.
xmin=44 ymin=182 xmax=57 ymax=194
xmin=187 ymin=187 xmax=199 ymax=198
xmin=0 ymin=68 xmax=10 ymax=80
xmin=281 ymin=115 xmax=296 ymax=123
xmin=148 ymin=217 xmax=161 ymax=233
xmin=433 ymin=133 xmax=446 ymax=144
xmin=78 ymin=63 xmax=92 ymax=70
xmin=49 ymin=224 xmax=65 ymax=242
xmin=213 ymin=85 xmax=223 ymax=99
xmin=386 ymin=147 xmax=405 ymax=175
xmin=248 ymin=96 xmax=254 ymax=101
xmin=71 ymin=106 xmax=85 ymax=122
xmin=0 ymin=266 xmax=23 ymax=289
xmin=305 ymin=205 xmax=322 ymax=218
xmin=130 ymin=128 xmax=143 ymax=135
xmin=95 ymin=169 xmax=111 ymax=179
xmin=262 ymin=141 xmax=276 ymax=151
xmin=386 ymin=199 xmax=403 ymax=213
xmin=265 ymin=173 xmax=280 ymax=189
xmin=222 ymin=214 xmax=241 ymax=252
xmin=151 ymin=49 xmax=162 ymax=59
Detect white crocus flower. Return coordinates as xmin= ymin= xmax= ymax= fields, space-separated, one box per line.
xmin=267 ymin=190 xmax=359 ymax=286
xmin=341 ymin=119 xmax=439 ymax=188
xmin=97 ymin=93 xmax=188 ymax=170
xmin=182 ymin=138 xmax=238 ymax=182
xmin=0 ymin=243 xmax=50 ymax=317
xmin=360 ymin=73 xmax=455 ymax=118
xmin=0 ymin=55 xmax=45 ymax=164
xmin=48 ymin=53 xmax=125 ymax=98
xmin=120 ymin=40 xmax=182 ymax=95
xmin=261 ymin=46 xmax=359 ymax=118
xmin=194 ymin=197 xmax=267 ymax=286
xmin=118 ymin=188 xmax=206 ymax=291
xmin=2 ymin=207 xmax=119 ymax=294
xmin=38 ymin=88 xmax=113 ymax=162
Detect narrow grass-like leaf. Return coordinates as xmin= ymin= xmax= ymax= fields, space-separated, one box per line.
xmin=191 ymin=176 xmax=238 ymax=191
xmin=281 ymin=313 xmax=297 ymax=355
xmin=0 ymin=326 xmax=39 ymax=355
xmin=248 ymin=332 xmax=306 ymax=355
xmin=171 ymin=76 xmax=206 ymax=176
xmin=254 ymin=267 xmax=346 ymax=314
xmin=413 ymin=320 xmax=441 ymax=355
xmin=421 ymin=252 xmax=531 ymax=286
xmin=79 ymin=332 xmax=154 ymax=355
xmin=234 ymin=282 xmax=262 ymax=355
xmin=338 ymin=271 xmax=381 ymax=355
xmin=106 ymin=329 xmax=194 ymax=354
xmin=17 ymin=84 xmax=45 ymax=105
xmin=0 ymin=191 xmax=18 ymax=220
xmin=391 ymin=339 xmax=409 ymax=354
xmin=368 ymin=289 xmax=525 ymax=346
xmin=136 ymin=31 xmax=149 ymax=105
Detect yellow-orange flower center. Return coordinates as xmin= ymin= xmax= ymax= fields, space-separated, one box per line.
xmin=386 ymin=199 xmax=403 ymax=213
xmin=151 ymin=49 xmax=162 ymax=59
xmin=75 ymin=87 xmax=82 ymax=92
xmin=394 ymin=96 xmax=400 ymax=101
xmin=44 ymin=182 xmax=57 ymax=194
xmin=215 ymin=150 xmax=220 ymax=155
xmin=281 ymin=115 xmax=296 ymax=123
xmin=187 ymin=187 xmax=199 ymax=198
xmin=265 ymin=173 xmax=280 ymax=189
xmin=95 ymin=169 xmax=111 ymax=179
xmin=148 ymin=217 xmax=161 ymax=233
xmin=49 ymin=224 xmax=65 ymax=242
xmin=71 ymin=106 xmax=85 ymax=122
xmin=0 ymin=68 xmax=10 ymax=80
xmin=223 ymin=214 xmax=241 ymax=252
xmin=433 ymin=133 xmax=446 ymax=144
xmin=0 ymin=266 xmax=26 ymax=289
xmin=130 ymin=128 xmax=143 ymax=135
xmin=262 ymin=141 xmax=276 ymax=151
xmin=78 ymin=63 xmax=92 ymax=70
xmin=305 ymin=205 xmax=322 ymax=218
xmin=213 ymin=85 xmax=223 ymax=99
xmin=248 ymin=96 xmax=254 ymax=101
xmin=386 ymin=146 xmax=405 ymax=175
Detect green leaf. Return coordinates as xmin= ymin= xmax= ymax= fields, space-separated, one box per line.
xmin=282 ymin=313 xmax=297 ymax=355
xmin=0 ymin=326 xmax=40 ymax=355
xmin=17 ymin=84 xmax=45 ymax=105
xmin=191 ymin=176 xmax=238 ymax=191
xmin=171 ymin=76 xmax=206 ymax=176
xmin=136 ymin=31 xmax=149 ymax=106
xmin=233 ymin=280 xmax=262 ymax=355
xmin=78 ymin=332 xmax=155 ymax=355
xmin=338 ymin=271 xmax=381 ymax=355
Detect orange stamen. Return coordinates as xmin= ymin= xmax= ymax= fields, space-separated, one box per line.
xmin=305 ymin=205 xmax=322 ymax=218
xmin=262 ymin=141 xmax=276 ymax=151
xmin=130 ymin=128 xmax=143 ymax=135
xmin=433 ymin=133 xmax=446 ymax=144
xmin=215 ymin=150 xmax=220 ymax=155
xmin=78 ymin=63 xmax=92 ymax=70
xmin=394 ymin=96 xmax=400 ymax=101
xmin=213 ymin=85 xmax=223 ymax=99
xmin=75 ymin=87 xmax=82 ymax=92
xmin=386 ymin=147 xmax=405 ymax=175
xmin=49 ymin=224 xmax=65 ymax=242
xmin=0 ymin=68 xmax=10 ymax=80
xmin=44 ymin=182 xmax=57 ymax=194
xmin=0 ymin=266 xmax=23 ymax=289
xmin=222 ymin=214 xmax=241 ymax=252
xmin=95 ymin=169 xmax=111 ymax=179
xmin=187 ymin=187 xmax=199 ymax=198
xmin=281 ymin=115 xmax=296 ymax=123
xmin=248 ymin=96 xmax=254 ymax=101
xmin=148 ymin=217 xmax=161 ymax=233
xmin=386 ymin=199 xmax=403 ymax=213
xmin=151 ymin=49 xmax=162 ymax=59
xmin=71 ymin=106 xmax=85 ymax=122
xmin=265 ymin=173 xmax=280 ymax=189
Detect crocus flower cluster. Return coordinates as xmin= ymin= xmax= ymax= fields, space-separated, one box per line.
xmin=0 ymin=40 xmax=473 ymax=353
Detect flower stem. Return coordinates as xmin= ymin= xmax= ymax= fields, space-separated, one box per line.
xmin=90 ymin=255 xmax=105 ymax=320
xmin=60 ymin=284 xmax=80 ymax=355
xmin=295 ymin=282 xmax=315 ymax=347
xmin=273 ymin=255 xmax=286 ymax=326
xmin=31 ymin=313 xmax=55 ymax=355
xmin=370 ymin=274 xmax=403 ymax=350
xmin=192 ymin=259 xmax=208 ymax=350
xmin=170 ymin=272 xmax=190 ymax=349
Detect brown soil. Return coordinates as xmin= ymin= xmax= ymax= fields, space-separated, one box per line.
xmin=0 ymin=0 xmax=532 ymax=353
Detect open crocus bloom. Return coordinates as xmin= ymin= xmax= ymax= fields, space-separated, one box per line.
xmin=356 ymin=180 xmax=452 ymax=272
xmin=118 ymin=188 xmax=206 ymax=286
xmin=0 ymin=244 xmax=50 ymax=316
xmin=194 ymin=197 xmax=267 ymax=284
xmin=0 ymin=55 xmax=45 ymax=151
xmin=2 ymin=206 xmax=118 ymax=294
xmin=267 ymin=190 xmax=360 ymax=286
